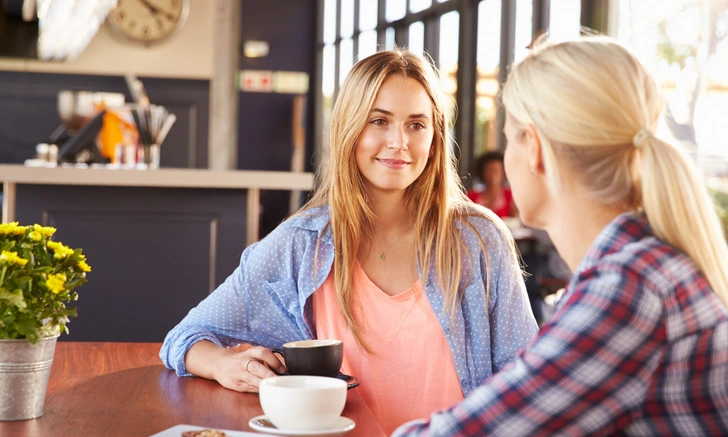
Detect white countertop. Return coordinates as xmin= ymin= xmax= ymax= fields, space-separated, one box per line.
xmin=0 ymin=164 xmax=315 ymax=191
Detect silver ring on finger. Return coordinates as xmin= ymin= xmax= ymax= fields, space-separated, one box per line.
xmin=245 ymin=359 xmax=258 ymax=373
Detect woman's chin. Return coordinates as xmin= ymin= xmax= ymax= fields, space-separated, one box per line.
xmin=364 ymin=180 xmax=413 ymax=195
xmin=517 ymin=211 xmax=546 ymax=230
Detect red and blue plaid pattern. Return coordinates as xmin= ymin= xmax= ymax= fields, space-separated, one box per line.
xmin=393 ymin=213 xmax=728 ymax=436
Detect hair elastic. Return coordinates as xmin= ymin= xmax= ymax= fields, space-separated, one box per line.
xmin=633 ymin=129 xmax=652 ymax=149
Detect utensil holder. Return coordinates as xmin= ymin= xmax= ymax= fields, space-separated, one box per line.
xmin=141 ymin=144 xmax=160 ymax=170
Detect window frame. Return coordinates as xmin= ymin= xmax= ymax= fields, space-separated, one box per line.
xmin=315 ymin=0 xmax=582 ymax=177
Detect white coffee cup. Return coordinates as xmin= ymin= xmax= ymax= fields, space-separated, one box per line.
xmin=259 ymin=375 xmax=347 ymax=431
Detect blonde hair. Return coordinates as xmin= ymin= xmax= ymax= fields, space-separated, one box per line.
xmin=301 ymin=49 xmax=520 ymax=350
xmin=502 ymin=36 xmax=728 ymax=308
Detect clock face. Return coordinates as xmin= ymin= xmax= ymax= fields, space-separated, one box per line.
xmin=108 ymin=0 xmax=189 ymax=43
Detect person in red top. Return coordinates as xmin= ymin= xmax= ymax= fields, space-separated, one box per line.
xmin=467 ymin=151 xmax=516 ymax=218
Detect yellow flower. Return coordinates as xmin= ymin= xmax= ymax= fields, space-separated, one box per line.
xmin=29 ymin=231 xmax=42 ymax=241
xmin=0 ymin=222 xmax=19 ymax=235
xmin=0 ymin=222 xmax=28 ymax=236
xmin=45 ymin=273 xmax=66 ymax=294
xmin=33 ymin=224 xmax=56 ymax=238
xmin=77 ymin=260 xmax=91 ymax=272
xmin=47 ymin=241 xmax=74 ymax=259
xmin=0 ymin=250 xmax=28 ymax=267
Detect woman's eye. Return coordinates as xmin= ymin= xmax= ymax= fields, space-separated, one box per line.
xmin=411 ymin=122 xmax=426 ymax=130
xmin=371 ymin=118 xmax=386 ymax=126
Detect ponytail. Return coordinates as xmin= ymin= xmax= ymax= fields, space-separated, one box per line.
xmin=640 ymin=135 xmax=728 ymax=308
xmin=501 ymin=36 xmax=728 ymax=310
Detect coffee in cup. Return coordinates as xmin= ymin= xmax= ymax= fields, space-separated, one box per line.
xmin=259 ymin=375 xmax=347 ymax=431
xmin=274 ymin=339 xmax=343 ymax=377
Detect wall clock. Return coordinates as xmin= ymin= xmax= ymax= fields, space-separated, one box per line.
xmin=108 ymin=0 xmax=190 ymax=44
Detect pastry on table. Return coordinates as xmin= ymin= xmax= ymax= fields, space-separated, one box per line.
xmin=181 ymin=429 xmax=228 ymax=437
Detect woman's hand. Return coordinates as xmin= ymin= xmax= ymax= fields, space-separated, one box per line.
xmin=185 ymin=341 xmax=287 ymax=393
xmin=216 ymin=345 xmax=287 ymax=392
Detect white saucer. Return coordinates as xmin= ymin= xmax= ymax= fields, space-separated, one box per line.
xmin=248 ymin=415 xmax=356 ymax=437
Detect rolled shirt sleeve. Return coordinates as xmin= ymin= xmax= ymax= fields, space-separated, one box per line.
xmin=159 ymin=224 xmax=317 ymax=376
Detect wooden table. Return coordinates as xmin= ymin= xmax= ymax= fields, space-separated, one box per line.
xmin=0 ymin=342 xmax=386 ymax=437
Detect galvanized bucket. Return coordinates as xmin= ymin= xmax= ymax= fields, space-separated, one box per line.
xmin=0 ymin=335 xmax=59 ymax=421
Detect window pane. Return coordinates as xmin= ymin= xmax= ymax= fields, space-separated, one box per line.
xmin=339 ymin=38 xmax=354 ymax=86
xmin=360 ymin=0 xmax=378 ymax=31
xmin=322 ymin=44 xmax=336 ymax=97
xmin=340 ymin=0 xmax=354 ymax=38
xmin=322 ymin=44 xmax=336 ymax=155
xmin=323 ymin=0 xmax=337 ymax=44
xmin=387 ymin=0 xmax=406 ymax=22
xmin=617 ymin=0 xmax=728 ymax=198
xmin=358 ymin=29 xmax=378 ymax=60
xmin=439 ymin=11 xmax=460 ymax=97
xmin=409 ymin=21 xmax=425 ymax=56
xmin=386 ymin=27 xmax=395 ymax=50
xmin=514 ymin=0 xmax=533 ymax=63
xmin=476 ymin=0 xmax=502 ymax=155
xmin=410 ymin=0 xmax=432 ymax=14
xmin=549 ymin=0 xmax=581 ymax=42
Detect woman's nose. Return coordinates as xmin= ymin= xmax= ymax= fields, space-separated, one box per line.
xmin=387 ymin=126 xmax=408 ymax=150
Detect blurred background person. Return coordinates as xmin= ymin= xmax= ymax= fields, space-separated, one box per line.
xmin=469 ymin=151 xmax=570 ymax=326
xmin=467 ymin=151 xmax=516 ymax=218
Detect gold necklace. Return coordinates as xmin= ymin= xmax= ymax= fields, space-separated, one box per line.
xmin=378 ymin=223 xmax=413 ymax=260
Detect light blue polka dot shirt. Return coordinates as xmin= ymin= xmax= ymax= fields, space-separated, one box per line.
xmin=159 ymin=206 xmax=539 ymax=395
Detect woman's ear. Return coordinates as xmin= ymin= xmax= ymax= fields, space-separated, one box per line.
xmin=523 ymin=125 xmax=543 ymax=174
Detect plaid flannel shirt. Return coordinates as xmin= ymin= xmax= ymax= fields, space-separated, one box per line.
xmin=393 ymin=212 xmax=728 ymax=436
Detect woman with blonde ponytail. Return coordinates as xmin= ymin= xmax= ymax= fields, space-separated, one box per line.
xmin=161 ymin=48 xmax=538 ymax=434
xmin=394 ymin=36 xmax=728 ymax=437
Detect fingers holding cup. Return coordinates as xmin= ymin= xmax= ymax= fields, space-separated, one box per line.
xmin=240 ymin=346 xmax=287 ymax=392
xmin=249 ymin=345 xmax=287 ymax=375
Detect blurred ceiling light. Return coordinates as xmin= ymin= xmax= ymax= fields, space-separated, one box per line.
xmin=476 ymin=96 xmax=495 ymax=112
xmin=476 ymin=78 xmax=500 ymax=96
xmin=441 ymin=77 xmax=458 ymax=95
xmin=36 ymin=0 xmax=118 ymax=61
xmin=244 ymin=40 xmax=270 ymax=58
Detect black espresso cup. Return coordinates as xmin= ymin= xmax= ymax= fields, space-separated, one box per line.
xmin=273 ymin=339 xmax=343 ymax=378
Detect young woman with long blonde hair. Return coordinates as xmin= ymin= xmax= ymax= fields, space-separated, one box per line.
xmin=394 ymin=36 xmax=728 ymax=437
xmin=161 ymin=49 xmax=537 ymax=434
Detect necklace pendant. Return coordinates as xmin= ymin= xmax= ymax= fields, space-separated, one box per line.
xmin=379 ymin=252 xmax=385 ymax=260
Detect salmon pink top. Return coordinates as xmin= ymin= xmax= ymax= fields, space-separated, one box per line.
xmin=312 ymin=264 xmax=464 ymax=435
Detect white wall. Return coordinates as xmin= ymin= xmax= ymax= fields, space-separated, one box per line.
xmin=0 ymin=0 xmax=214 ymax=79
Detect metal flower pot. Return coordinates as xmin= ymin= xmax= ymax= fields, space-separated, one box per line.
xmin=0 ymin=335 xmax=59 ymax=421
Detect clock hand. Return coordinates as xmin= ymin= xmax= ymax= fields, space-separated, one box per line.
xmin=137 ymin=0 xmax=176 ymax=21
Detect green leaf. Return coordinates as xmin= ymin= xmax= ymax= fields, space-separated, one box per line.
xmin=1 ymin=313 xmax=14 ymax=325
xmin=0 ymin=287 xmax=26 ymax=309
xmin=14 ymin=313 xmax=39 ymax=341
xmin=58 ymin=307 xmax=77 ymax=318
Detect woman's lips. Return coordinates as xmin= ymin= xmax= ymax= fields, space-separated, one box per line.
xmin=376 ymin=158 xmax=411 ymax=169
